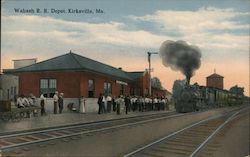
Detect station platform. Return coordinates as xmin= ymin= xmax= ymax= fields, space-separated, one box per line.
xmin=0 ymin=110 xmax=173 ymax=134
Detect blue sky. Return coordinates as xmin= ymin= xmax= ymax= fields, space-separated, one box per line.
xmin=1 ymin=0 xmax=249 ymax=94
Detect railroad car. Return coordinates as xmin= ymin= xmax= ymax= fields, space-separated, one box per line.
xmin=175 ymin=84 xmax=244 ymax=113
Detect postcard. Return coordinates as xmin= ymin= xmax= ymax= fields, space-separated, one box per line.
xmin=1 ymin=0 xmax=249 ymax=157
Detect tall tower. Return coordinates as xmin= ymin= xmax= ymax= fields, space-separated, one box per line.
xmin=206 ymin=72 xmax=224 ymax=89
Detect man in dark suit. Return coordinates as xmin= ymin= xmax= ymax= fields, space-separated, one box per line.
xmin=124 ymin=95 xmax=131 ymax=114
xmin=98 ymin=94 xmax=103 ymax=114
xmin=58 ymin=93 xmax=64 ymax=114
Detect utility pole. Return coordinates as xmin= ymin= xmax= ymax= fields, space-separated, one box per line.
xmin=147 ymin=52 xmax=158 ymax=97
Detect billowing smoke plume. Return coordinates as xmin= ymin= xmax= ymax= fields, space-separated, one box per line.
xmin=160 ymin=40 xmax=201 ymax=84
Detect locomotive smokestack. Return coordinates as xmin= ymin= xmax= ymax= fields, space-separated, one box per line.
xmin=186 ymin=77 xmax=190 ymax=85
xmin=159 ymin=40 xmax=202 ymax=84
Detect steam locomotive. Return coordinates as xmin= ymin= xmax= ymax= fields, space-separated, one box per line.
xmin=175 ymin=84 xmax=244 ymax=113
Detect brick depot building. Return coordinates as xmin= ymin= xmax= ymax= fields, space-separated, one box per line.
xmin=6 ymin=52 xmax=167 ymax=99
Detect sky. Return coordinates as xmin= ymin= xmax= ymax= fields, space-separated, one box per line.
xmin=1 ymin=0 xmax=249 ymax=95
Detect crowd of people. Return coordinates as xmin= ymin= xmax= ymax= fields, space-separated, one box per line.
xmin=15 ymin=92 xmax=169 ymax=117
xmin=98 ymin=94 xmax=169 ymax=115
xmin=16 ymin=93 xmax=38 ymax=118
xmin=52 ymin=91 xmax=64 ymax=114
xmin=16 ymin=91 xmax=64 ymax=117
xmin=16 ymin=93 xmax=36 ymax=108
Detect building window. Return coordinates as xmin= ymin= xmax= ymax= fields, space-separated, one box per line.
xmin=40 ymin=79 xmax=57 ymax=97
xmin=88 ymin=79 xmax=95 ymax=98
xmin=49 ymin=79 xmax=57 ymax=88
xmin=120 ymin=84 xmax=124 ymax=95
xmin=40 ymin=79 xmax=48 ymax=89
xmin=104 ymin=82 xmax=112 ymax=95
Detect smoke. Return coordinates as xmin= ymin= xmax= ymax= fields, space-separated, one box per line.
xmin=160 ymin=40 xmax=201 ymax=84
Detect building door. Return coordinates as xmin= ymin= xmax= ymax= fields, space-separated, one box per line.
xmin=88 ymin=79 xmax=95 ymax=97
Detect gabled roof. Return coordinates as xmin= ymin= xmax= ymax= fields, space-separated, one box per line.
xmin=206 ymin=73 xmax=224 ymax=78
xmin=7 ymin=52 xmax=132 ymax=81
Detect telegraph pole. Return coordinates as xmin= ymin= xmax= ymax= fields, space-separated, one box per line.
xmin=147 ymin=52 xmax=158 ymax=96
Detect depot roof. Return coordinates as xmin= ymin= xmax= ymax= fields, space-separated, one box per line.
xmin=6 ymin=52 xmax=137 ymax=81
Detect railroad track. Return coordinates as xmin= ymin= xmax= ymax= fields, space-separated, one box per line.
xmin=0 ymin=111 xmax=186 ymax=151
xmin=124 ymin=107 xmax=248 ymax=157
xmin=0 ymin=111 xmax=176 ymax=136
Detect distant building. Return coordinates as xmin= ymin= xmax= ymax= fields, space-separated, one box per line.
xmin=0 ymin=58 xmax=36 ymax=100
xmin=152 ymin=87 xmax=171 ymax=98
xmin=0 ymin=74 xmax=18 ymax=101
xmin=206 ymin=72 xmax=224 ymax=89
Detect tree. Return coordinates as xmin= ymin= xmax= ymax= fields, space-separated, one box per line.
xmin=229 ymin=85 xmax=244 ymax=96
xmin=151 ymin=77 xmax=163 ymax=89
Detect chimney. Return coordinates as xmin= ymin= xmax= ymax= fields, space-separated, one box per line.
xmin=186 ymin=77 xmax=190 ymax=86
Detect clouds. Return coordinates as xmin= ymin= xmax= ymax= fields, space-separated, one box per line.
xmin=1 ymin=6 xmax=249 ymax=95
xmin=2 ymin=7 xmax=249 ymax=64
xmin=129 ymin=7 xmax=249 ymax=62
xmin=2 ymin=6 xmax=249 ymax=63
xmin=129 ymin=7 xmax=249 ymax=34
xmin=2 ymin=15 xmax=174 ymax=71
xmin=2 ymin=15 xmax=169 ymax=50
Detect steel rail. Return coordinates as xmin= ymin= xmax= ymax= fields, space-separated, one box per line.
xmin=1 ymin=112 xmax=187 ymax=151
xmin=189 ymin=107 xmax=245 ymax=157
xmin=123 ymin=106 xmax=247 ymax=157
xmin=123 ymin=114 xmax=222 ymax=157
xmin=0 ymin=106 xmax=234 ymax=138
xmin=1 ymin=106 xmax=244 ymax=152
xmin=0 ymin=111 xmax=177 ymax=139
